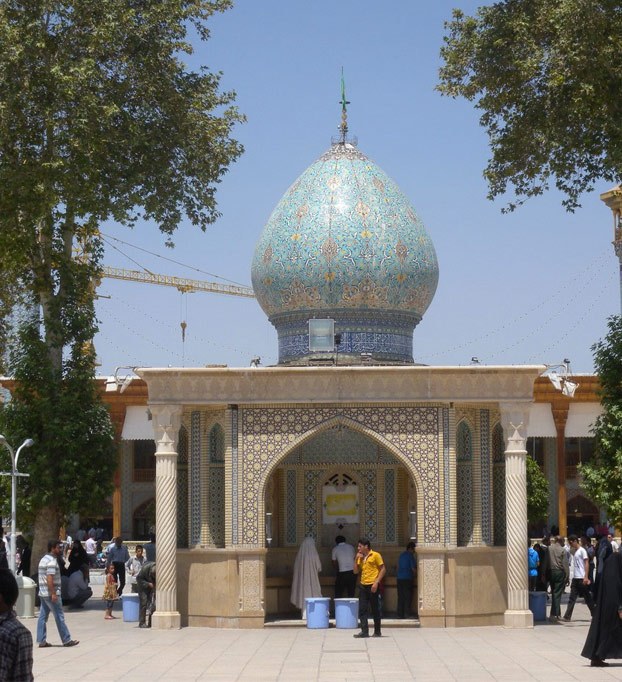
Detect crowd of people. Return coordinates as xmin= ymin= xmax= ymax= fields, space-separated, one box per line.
xmin=0 ymin=527 xmax=157 ymax=681
xmin=528 ymin=531 xmax=622 ymax=667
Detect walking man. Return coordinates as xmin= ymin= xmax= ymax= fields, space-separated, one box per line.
xmin=548 ymin=535 xmax=569 ymax=624
xmin=0 ymin=568 xmax=33 ymax=682
xmin=396 ymin=542 xmax=417 ymax=618
xmin=563 ymin=534 xmax=595 ymax=621
xmin=37 ymin=540 xmax=78 ymax=648
xmin=106 ymin=537 xmax=130 ymax=596
xmin=353 ymin=538 xmax=385 ymax=638
xmin=332 ymin=536 xmax=356 ymax=599
xmin=136 ymin=561 xmax=156 ymax=628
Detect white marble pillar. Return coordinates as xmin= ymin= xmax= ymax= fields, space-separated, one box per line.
xmin=150 ymin=404 xmax=183 ymax=630
xmin=500 ymin=402 xmax=533 ymax=628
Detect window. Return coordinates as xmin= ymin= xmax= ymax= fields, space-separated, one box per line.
xmin=133 ymin=440 xmax=156 ymax=481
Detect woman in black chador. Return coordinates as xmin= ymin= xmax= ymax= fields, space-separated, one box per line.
xmin=582 ymin=552 xmax=622 ymax=667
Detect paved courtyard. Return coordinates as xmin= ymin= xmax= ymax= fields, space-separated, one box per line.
xmin=20 ymin=587 xmax=620 ymax=681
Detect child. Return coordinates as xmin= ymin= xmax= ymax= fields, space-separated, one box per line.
xmin=103 ymin=563 xmax=118 ymax=619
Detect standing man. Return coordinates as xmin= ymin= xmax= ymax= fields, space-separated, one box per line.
xmin=563 ymin=534 xmax=595 ymax=621
xmin=85 ymin=532 xmax=97 ymax=568
xmin=36 ymin=540 xmax=78 ymax=648
xmin=548 ymin=535 xmax=569 ymax=624
xmin=332 ymin=536 xmax=356 ymax=599
xmin=0 ymin=568 xmax=33 ymax=682
xmin=136 ymin=561 xmax=156 ymax=629
xmin=126 ymin=544 xmax=146 ymax=593
xmin=144 ymin=534 xmax=156 ymax=562
xmin=352 ymin=538 xmax=385 ymax=638
xmin=397 ymin=542 xmax=417 ymax=618
xmin=106 ymin=537 xmax=130 ymax=596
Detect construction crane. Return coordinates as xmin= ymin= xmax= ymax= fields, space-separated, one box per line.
xmin=100 ymin=266 xmax=255 ymax=298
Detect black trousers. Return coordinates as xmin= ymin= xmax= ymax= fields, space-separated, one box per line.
xmin=335 ymin=570 xmax=356 ymax=599
xmin=564 ymin=578 xmax=595 ymax=619
xmin=358 ymin=584 xmax=381 ymax=635
xmin=112 ymin=562 xmax=126 ymax=596
xmin=397 ymin=578 xmax=414 ymax=617
xmin=138 ymin=582 xmax=153 ymax=626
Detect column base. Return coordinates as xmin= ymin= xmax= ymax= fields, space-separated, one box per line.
xmin=151 ymin=611 xmax=181 ymax=630
xmin=503 ymin=609 xmax=533 ymax=629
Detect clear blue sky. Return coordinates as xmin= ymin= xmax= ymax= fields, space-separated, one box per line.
xmin=94 ymin=1 xmax=619 ymax=375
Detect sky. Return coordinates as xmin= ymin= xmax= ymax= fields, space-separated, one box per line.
xmin=93 ymin=1 xmax=619 ymax=376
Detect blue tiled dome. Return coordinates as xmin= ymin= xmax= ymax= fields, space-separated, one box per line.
xmin=251 ymin=141 xmax=439 ymax=364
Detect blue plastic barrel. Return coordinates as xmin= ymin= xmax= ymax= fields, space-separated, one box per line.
xmin=334 ymin=598 xmax=358 ymax=629
xmin=528 ymin=591 xmax=546 ymax=621
xmin=305 ymin=597 xmax=330 ymax=629
xmin=121 ymin=593 xmax=140 ymax=622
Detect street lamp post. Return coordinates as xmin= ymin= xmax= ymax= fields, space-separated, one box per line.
xmin=0 ymin=435 xmax=33 ymax=573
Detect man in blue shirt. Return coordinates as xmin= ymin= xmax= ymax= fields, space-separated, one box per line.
xmin=396 ymin=542 xmax=417 ymax=618
xmin=106 ymin=538 xmax=130 ymax=596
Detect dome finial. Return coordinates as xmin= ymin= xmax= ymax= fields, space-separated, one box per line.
xmin=339 ymin=67 xmax=350 ymax=143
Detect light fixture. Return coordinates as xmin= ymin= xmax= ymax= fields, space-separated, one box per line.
xmin=470 ymin=357 xmax=480 ymax=365
xmin=542 ymin=360 xmax=579 ymax=398
xmin=105 ymin=378 xmax=117 ymax=392
xmin=250 ymin=356 xmax=261 ymax=368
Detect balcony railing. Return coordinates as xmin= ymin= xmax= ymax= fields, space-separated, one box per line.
xmin=133 ymin=468 xmax=155 ymax=482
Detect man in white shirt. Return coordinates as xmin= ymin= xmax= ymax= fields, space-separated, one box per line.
xmin=608 ymin=534 xmax=619 ymax=552
xmin=85 ymin=535 xmax=97 ymax=568
xmin=332 ymin=535 xmax=356 ymax=598
xmin=562 ymin=535 xmax=595 ymax=621
xmin=36 ymin=541 xmax=78 ymax=647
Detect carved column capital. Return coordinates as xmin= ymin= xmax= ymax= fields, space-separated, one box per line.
xmin=499 ymin=402 xmax=530 ymax=452
xmin=150 ymin=405 xmax=183 ymax=455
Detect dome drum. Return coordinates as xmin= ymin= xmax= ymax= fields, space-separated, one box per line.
xmin=273 ymin=309 xmax=419 ymax=365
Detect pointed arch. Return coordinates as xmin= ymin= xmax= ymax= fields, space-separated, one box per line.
xmin=257 ymin=414 xmax=426 ymax=545
xmin=206 ymin=422 xmax=225 ymax=547
xmin=457 ymin=420 xmax=474 ymax=546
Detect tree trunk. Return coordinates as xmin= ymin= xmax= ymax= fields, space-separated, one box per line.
xmin=32 ymin=504 xmax=62 ymax=574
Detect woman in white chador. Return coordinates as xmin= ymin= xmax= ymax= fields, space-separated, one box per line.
xmin=291 ymin=536 xmax=322 ymax=618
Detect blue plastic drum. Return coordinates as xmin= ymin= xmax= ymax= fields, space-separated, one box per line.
xmin=305 ymin=597 xmax=330 ymax=629
xmin=334 ymin=598 xmax=358 ymax=629
xmin=121 ymin=593 xmax=140 ymax=622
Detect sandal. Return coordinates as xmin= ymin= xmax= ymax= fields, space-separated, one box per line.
xmin=63 ymin=640 xmax=79 ymax=647
xmin=38 ymin=642 xmax=52 ymax=648
xmin=104 ymin=616 xmax=116 ymax=620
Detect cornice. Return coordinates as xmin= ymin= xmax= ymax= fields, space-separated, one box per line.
xmin=136 ymin=365 xmax=545 ymax=406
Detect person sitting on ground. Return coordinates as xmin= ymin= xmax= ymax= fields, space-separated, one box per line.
xmin=0 ymin=568 xmax=33 ymax=682
xmin=126 ymin=545 xmax=146 ymax=594
xmin=136 ymin=562 xmax=156 ymax=628
xmin=62 ymin=565 xmax=92 ymax=609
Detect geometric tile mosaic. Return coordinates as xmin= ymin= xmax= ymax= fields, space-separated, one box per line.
xmin=384 ymin=468 xmax=396 ymax=543
xmin=304 ymin=470 xmax=322 ymax=539
xmin=208 ymin=466 xmax=225 ymax=547
xmin=480 ymin=410 xmax=492 ymax=544
xmin=457 ymin=462 xmax=473 ymax=546
xmin=238 ymin=406 xmax=441 ymax=545
xmin=285 ymin=469 xmax=297 ymax=545
xmin=357 ymin=469 xmax=377 ymax=541
xmin=443 ymin=408 xmax=450 ymax=545
xmin=190 ymin=411 xmax=201 ymax=546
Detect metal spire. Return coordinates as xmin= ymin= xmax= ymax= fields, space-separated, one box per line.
xmin=339 ymin=67 xmax=350 ymax=143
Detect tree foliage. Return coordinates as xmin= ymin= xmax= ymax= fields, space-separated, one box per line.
xmin=527 ymin=454 xmax=549 ymax=525
xmin=580 ymin=316 xmax=622 ymax=527
xmin=437 ymin=1 xmax=622 ymax=211
xmin=0 ymin=0 xmax=243 ymax=555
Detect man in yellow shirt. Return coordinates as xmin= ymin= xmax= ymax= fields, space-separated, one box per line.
xmin=353 ymin=538 xmax=386 ymax=638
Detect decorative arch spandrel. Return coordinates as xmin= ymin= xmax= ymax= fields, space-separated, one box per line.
xmin=236 ymin=405 xmax=442 ymax=546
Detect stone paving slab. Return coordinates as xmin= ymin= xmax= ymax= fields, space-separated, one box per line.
xmin=17 ymin=588 xmax=622 ymax=681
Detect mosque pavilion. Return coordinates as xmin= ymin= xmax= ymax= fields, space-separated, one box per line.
xmin=131 ymin=115 xmax=551 ymax=632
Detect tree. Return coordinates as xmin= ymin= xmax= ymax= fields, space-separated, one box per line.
xmin=437 ymin=1 xmax=622 ymax=211
xmin=0 ymin=0 xmax=243 ymax=562
xmin=526 ymin=454 xmax=549 ymax=526
xmin=580 ymin=316 xmax=622 ymax=527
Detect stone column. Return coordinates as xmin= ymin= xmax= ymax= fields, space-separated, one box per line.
xmin=150 ymin=404 xmax=183 ymax=630
xmin=500 ymin=402 xmax=533 ymax=628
